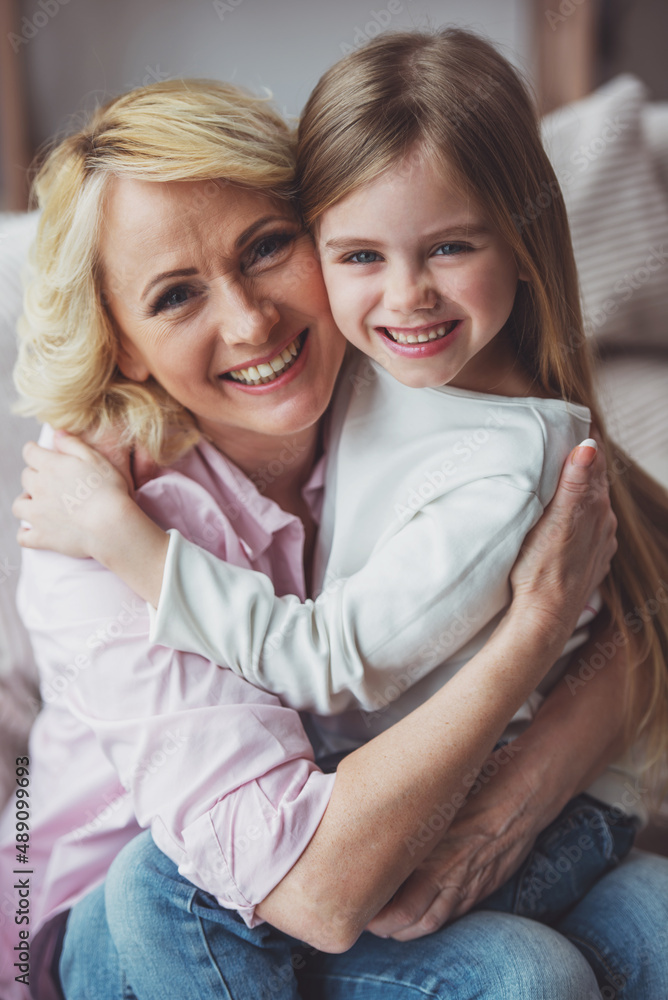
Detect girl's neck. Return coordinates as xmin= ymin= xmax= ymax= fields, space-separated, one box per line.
xmin=449 ymin=327 xmax=542 ymax=398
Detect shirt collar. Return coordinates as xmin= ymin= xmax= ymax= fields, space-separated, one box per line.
xmin=175 ymin=437 xmax=326 ymax=563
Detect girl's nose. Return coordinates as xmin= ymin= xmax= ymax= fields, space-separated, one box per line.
xmin=383 ymin=263 xmax=439 ymax=316
xmin=215 ymin=280 xmax=281 ymax=346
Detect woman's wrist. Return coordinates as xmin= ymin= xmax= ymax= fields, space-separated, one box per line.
xmin=502 ymin=596 xmax=571 ymax=663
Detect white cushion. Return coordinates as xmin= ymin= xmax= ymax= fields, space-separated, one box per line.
xmin=542 ymin=76 xmax=668 ymax=349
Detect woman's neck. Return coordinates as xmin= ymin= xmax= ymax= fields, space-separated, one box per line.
xmin=200 ymin=421 xmax=321 ymax=513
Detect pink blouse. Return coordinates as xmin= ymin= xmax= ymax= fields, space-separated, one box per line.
xmin=0 ymin=430 xmax=335 ymax=1000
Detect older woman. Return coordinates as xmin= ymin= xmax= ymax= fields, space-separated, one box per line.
xmin=1 ymin=78 xmax=663 ymax=1000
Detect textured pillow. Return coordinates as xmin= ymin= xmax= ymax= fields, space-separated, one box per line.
xmin=0 ymin=212 xmax=41 ymax=811
xmin=542 ymin=76 xmax=668 ymax=349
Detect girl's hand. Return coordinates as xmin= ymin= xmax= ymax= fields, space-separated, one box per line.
xmin=510 ymin=437 xmax=617 ymax=643
xmin=13 ymin=432 xmax=132 ymax=560
xmin=365 ymin=742 xmax=542 ymax=940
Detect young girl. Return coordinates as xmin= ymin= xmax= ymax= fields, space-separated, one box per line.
xmin=16 ymin=25 xmax=668 ymax=990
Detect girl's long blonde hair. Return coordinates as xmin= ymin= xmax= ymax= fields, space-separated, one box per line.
xmin=14 ymin=80 xmax=296 ymax=463
xmin=297 ymin=28 xmax=668 ymax=794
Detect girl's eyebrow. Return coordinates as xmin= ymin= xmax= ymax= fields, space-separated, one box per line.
xmin=322 ymin=224 xmax=491 ymax=253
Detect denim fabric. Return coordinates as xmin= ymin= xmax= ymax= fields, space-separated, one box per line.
xmin=482 ymin=793 xmax=639 ymax=923
xmin=59 ymin=831 xmax=602 ymax=999
xmin=56 ymin=829 xmax=668 ymax=1000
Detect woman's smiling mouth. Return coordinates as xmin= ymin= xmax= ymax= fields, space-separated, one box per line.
xmin=220 ymin=331 xmax=308 ymax=387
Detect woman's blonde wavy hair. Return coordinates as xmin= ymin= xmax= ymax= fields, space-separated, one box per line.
xmin=297 ymin=28 xmax=668 ymax=795
xmin=14 ymin=79 xmax=296 ymax=463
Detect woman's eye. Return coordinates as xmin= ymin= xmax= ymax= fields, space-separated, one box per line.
xmin=152 ymin=285 xmax=194 ymax=314
xmin=434 ymin=242 xmax=470 ymax=257
xmin=346 ymin=250 xmax=380 ymax=265
xmin=246 ymin=231 xmax=296 ymax=267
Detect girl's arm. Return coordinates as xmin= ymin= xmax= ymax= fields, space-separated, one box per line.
xmin=16 ymin=432 xmax=603 ymax=716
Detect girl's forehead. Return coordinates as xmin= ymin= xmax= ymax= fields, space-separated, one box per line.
xmin=317 ymin=155 xmax=486 ymax=235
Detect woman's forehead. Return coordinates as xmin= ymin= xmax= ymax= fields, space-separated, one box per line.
xmin=98 ymin=176 xmax=290 ymax=283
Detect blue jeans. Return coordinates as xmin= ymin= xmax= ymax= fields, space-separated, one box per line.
xmin=481 ymin=792 xmax=638 ymax=922
xmin=58 ymin=830 xmax=668 ymax=1000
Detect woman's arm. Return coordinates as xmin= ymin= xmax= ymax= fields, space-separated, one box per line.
xmin=256 ymin=444 xmax=618 ymax=949
xmin=256 ymin=601 xmax=574 ymax=949
xmin=364 ymin=614 xmax=643 ymax=940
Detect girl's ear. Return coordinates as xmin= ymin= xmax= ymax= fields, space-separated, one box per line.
xmin=518 ymin=263 xmax=531 ymax=282
xmin=116 ymin=335 xmax=151 ymax=382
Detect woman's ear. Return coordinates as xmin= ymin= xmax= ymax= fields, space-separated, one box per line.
xmin=518 ymin=263 xmax=531 ymax=282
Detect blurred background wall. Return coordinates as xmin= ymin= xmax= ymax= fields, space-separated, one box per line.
xmin=1 ymin=0 xmax=666 ymax=210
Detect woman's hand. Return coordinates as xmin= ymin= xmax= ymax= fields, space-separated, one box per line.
xmin=13 ymin=432 xmax=132 ymax=559
xmin=510 ymin=437 xmax=617 ymax=642
xmin=365 ymin=742 xmax=542 ymax=941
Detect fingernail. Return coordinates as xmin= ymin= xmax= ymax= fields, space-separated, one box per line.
xmin=572 ymin=438 xmax=598 ymax=467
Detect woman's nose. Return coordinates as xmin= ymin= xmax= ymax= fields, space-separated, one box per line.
xmin=215 ymin=280 xmax=281 ymax=346
xmin=383 ymin=264 xmax=439 ymax=316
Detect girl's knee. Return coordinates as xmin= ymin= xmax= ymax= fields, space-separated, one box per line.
xmin=447 ymin=913 xmax=600 ymax=999
xmin=500 ymin=918 xmax=601 ymax=999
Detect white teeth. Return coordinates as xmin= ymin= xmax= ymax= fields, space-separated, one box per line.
xmin=224 ymin=336 xmax=303 ymax=385
xmin=385 ymin=322 xmax=456 ymax=345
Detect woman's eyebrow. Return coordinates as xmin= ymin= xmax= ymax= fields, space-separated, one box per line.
xmin=234 ymin=214 xmax=296 ymax=249
xmin=141 ymin=268 xmax=199 ymax=302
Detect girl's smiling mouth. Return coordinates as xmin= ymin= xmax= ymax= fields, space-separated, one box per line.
xmin=381 ymin=319 xmax=460 ymax=345
xmin=219 ymin=330 xmax=309 ymax=389
xmin=376 ymin=320 xmax=462 ymax=357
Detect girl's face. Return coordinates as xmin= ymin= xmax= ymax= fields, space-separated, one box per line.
xmin=99 ymin=177 xmax=346 ymax=453
xmin=317 ymin=154 xmax=525 ymax=392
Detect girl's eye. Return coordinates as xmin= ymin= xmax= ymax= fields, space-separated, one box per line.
xmin=434 ymin=242 xmax=470 ymax=257
xmin=345 ymin=251 xmax=381 ymax=265
xmin=152 ymin=285 xmax=195 ymax=314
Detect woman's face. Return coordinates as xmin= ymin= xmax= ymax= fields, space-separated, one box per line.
xmin=99 ymin=177 xmax=346 ymax=451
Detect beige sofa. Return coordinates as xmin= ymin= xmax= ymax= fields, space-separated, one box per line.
xmin=1 ymin=76 xmax=667 ymax=841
